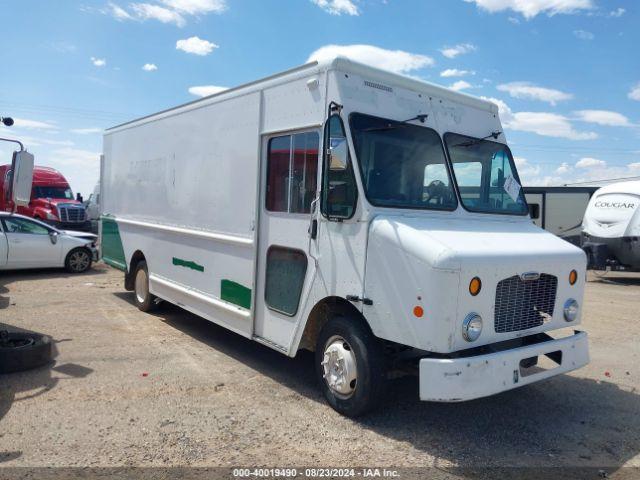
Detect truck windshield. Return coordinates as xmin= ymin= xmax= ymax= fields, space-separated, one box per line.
xmin=33 ymin=186 xmax=74 ymax=200
xmin=444 ymin=133 xmax=528 ymax=215
xmin=349 ymin=113 xmax=457 ymax=211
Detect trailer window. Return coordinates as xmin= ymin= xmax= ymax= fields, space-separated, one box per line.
xmin=265 ymin=246 xmax=307 ymax=316
xmin=266 ymin=132 xmax=319 ymax=214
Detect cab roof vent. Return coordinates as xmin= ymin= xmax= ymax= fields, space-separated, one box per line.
xmin=364 ymin=80 xmax=393 ymax=93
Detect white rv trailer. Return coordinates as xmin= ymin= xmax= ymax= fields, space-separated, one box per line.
xmin=101 ymin=57 xmax=590 ymax=416
xmin=582 ymin=181 xmax=640 ymax=271
xmin=524 ymin=186 xmax=597 ymax=246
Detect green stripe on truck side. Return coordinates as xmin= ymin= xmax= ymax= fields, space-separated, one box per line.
xmin=172 ymin=257 xmax=205 ymax=272
xmin=100 ymin=216 xmax=127 ymax=271
xmin=221 ymin=280 xmax=252 ymax=310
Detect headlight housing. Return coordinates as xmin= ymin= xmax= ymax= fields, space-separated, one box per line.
xmin=462 ymin=313 xmax=483 ymax=342
xmin=563 ymin=299 xmax=579 ymax=322
xmin=45 ymin=211 xmax=58 ymax=220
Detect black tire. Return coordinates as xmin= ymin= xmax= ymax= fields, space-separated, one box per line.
xmin=315 ymin=315 xmax=386 ymax=417
xmin=133 ymin=260 xmax=156 ymax=312
xmin=0 ymin=330 xmax=53 ymax=374
xmin=65 ymin=247 xmax=92 ymax=273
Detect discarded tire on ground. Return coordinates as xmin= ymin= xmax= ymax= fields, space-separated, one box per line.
xmin=0 ymin=330 xmax=53 ymax=374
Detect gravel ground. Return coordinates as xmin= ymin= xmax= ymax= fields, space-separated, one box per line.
xmin=0 ymin=264 xmax=639 ymax=476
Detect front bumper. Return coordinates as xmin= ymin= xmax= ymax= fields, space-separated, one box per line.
xmin=89 ymin=245 xmax=99 ymax=262
xmin=419 ymin=331 xmax=589 ymax=402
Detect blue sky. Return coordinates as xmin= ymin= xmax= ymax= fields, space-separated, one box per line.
xmin=0 ymin=0 xmax=638 ymax=196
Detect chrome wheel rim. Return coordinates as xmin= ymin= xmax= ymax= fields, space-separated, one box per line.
xmin=135 ymin=269 xmax=148 ymax=304
xmin=321 ymin=335 xmax=357 ymax=399
xmin=69 ymin=251 xmax=90 ymax=272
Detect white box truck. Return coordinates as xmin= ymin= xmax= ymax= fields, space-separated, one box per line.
xmin=100 ymin=57 xmax=589 ymax=416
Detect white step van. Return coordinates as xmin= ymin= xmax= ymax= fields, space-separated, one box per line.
xmin=100 ymin=57 xmax=589 ymax=416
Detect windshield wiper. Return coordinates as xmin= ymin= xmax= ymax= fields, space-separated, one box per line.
xmin=360 ymin=114 xmax=429 ymax=133
xmin=453 ymin=131 xmax=502 ymax=148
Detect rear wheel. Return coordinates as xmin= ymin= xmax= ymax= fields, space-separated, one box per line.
xmin=65 ymin=248 xmax=92 ymax=273
xmin=133 ymin=260 xmax=156 ymax=312
xmin=315 ymin=315 xmax=386 ymax=417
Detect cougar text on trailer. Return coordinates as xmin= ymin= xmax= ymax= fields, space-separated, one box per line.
xmin=101 ymin=57 xmax=590 ymax=416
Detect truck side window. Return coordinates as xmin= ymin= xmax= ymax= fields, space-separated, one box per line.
xmin=322 ymin=115 xmax=358 ymax=219
xmin=266 ymin=132 xmax=319 ymax=214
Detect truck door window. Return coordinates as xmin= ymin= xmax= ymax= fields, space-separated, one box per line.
xmin=322 ymin=115 xmax=358 ymax=219
xmin=266 ymin=132 xmax=319 ymax=214
xmin=264 ymin=246 xmax=307 ymax=316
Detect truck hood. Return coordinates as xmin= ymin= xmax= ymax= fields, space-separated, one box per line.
xmin=371 ymin=214 xmax=585 ymax=271
xmin=61 ymin=230 xmax=96 ymax=241
xmin=363 ymin=214 xmax=587 ymax=353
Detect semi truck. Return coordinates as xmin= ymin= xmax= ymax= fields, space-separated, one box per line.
xmin=100 ymin=57 xmax=590 ymax=416
xmin=0 ymin=165 xmax=91 ymax=231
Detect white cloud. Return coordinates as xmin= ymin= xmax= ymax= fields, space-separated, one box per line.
xmin=513 ymin=157 xmax=541 ymax=183
xmin=440 ymin=68 xmax=475 ymax=78
xmin=46 ymin=147 xmax=101 ymax=196
xmin=497 ymin=82 xmax=572 ymax=105
xmin=142 ymin=63 xmax=158 ymax=71
xmin=105 ymin=0 xmax=226 ymax=25
xmin=90 ymin=56 xmax=106 ymax=67
xmin=576 ymin=157 xmax=606 ymax=169
xmin=188 ymin=85 xmax=228 ymax=97
xmin=160 ymin=0 xmax=227 ymax=14
xmin=573 ymin=29 xmax=594 ymax=40
xmin=609 ymin=7 xmax=625 ymax=17
xmin=450 ymin=80 xmax=472 ymax=91
xmin=440 ymin=43 xmax=477 ymax=59
xmin=483 ymin=96 xmax=597 ymax=140
xmin=106 ymin=2 xmax=133 ymax=20
xmin=130 ymin=3 xmax=186 ymax=26
xmin=70 ymin=128 xmax=103 ymax=135
xmin=12 ymin=118 xmax=58 ymax=130
xmin=573 ymin=110 xmax=633 ymax=127
xmin=556 ymin=162 xmax=571 ymax=174
xmin=629 ymin=83 xmax=640 ymax=101
xmin=464 ymin=0 xmax=594 ymax=19
xmin=311 ymin=0 xmax=359 ymax=15
xmin=628 ymin=162 xmax=640 ymax=171
xmin=307 ymin=44 xmax=434 ymax=74
xmin=176 ymin=36 xmax=218 ymax=55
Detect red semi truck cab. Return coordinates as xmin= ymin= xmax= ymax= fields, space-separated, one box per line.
xmin=0 ymin=165 xmax=91 ymax=231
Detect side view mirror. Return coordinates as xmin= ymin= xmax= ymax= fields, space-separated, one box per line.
xmin=49 ymin=231 xmax=58 ymax=245
xmin=328 ymin=137 xmax=348 ymax=171
xmin=10 ymin=150 xmax=35 ymax=207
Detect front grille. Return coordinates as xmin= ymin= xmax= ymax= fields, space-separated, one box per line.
xmin=494 ymin=274 xmax=557 ymax=333
xmin=58 ymin=206 xmax=86 ymax=223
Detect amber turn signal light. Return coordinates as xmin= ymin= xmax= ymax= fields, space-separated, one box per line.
xmin=469 ymin=277 xmax=482 ymax=296
xmin=413 ymin=306 xmax=424 ymax=318
xmin=569 ymin=270 xmax=578 ymax=285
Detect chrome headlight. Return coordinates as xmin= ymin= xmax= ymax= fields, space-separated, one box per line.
xmin=462 ymin=313 xmax=483 ymax=342
xmin=45 ymin=210 xmax=58 ymax=220
xmin=563 ymin=299 xmax=579 ymax=322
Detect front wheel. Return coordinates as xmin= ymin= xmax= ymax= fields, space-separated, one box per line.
xmin=65 ymin=248 xmax=92 ymax=273
xmin=315 ymin=315 xmax=386 ymax=417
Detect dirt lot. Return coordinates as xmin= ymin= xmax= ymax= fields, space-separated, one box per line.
xmin=1 ymin=264 xmax=639 ymax=476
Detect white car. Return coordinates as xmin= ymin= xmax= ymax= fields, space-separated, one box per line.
xmin=0 ymin=212 xmax=98 ymax=273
